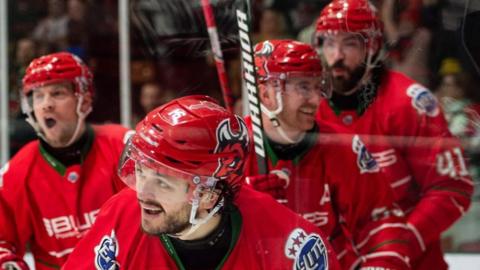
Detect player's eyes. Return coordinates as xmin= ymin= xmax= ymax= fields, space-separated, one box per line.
xmin=156 ymin=179 xmax=172 ymax=190
xmin=323 ymin=40 xmax=335 ymax=48
xmin=345 ymin=41 xmax=360 ymax=47
xmin=32 ymin=93 xmax=44 ymax=101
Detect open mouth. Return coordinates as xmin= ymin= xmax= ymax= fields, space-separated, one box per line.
xmin=143 ymin=206 xmax=164 ymax=215
xmin=139 ymin=200 xmax=164 ymax=216
xmin=299 ymin=108 xmax=316 ymax=115
xmin=44 ymin=118 xmax=57 ymax=128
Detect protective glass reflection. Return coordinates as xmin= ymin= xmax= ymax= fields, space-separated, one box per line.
xmin=117 ymin=139 xmax=214 ymax=192
xmin=284 ymin=75 xmax=333 ymax=99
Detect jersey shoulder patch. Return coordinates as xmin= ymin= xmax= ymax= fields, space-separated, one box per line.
xmin=284 ymin=228 xmax=328 ymax=270
xmin=94 ymin=230 xmax=120 ymax=270
xmin=406 ymin=83 xmax=439 ymax=117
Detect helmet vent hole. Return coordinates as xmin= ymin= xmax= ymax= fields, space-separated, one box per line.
xmin=152 ymin=124 xmax=163 ymax=133
xmin=175 ymin=140 xmax=187 ymax=145
xmin=187 ymin=160 xmax=201 ymax=166
xmin=165 ymin=156 xmax=181 ymax=164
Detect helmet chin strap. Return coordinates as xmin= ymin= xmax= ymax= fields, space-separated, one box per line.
xmin=21 ymin=94 xmax=47 ymax=142
xmin=260 ymin=89 xmax=305 ymax=144
xmin=65 ymin=94 xmax=92 ymax=147
xmin=342 ymin=45 xmax=386 ymax=96
xmin=168 ymin=195 xmax=225 ymax=240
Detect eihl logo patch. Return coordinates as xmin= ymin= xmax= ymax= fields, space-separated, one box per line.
xmin=285 ymin=228 xmax=328 ymax=270
xmin=406 ymin=84 xmax=439 ymax=117
xmin=352 ymin=135 xmax=379 ymax=174
xmin=94 ymin=230 xmax=120 ymax=270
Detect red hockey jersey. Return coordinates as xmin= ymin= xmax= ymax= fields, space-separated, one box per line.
xmin=62 ymin=186 xmax=340 ymax=270
xmin=317 ymin=70 xmax=474 ymax=269
xmin=244 ymin=116 xmax=412 ymax=269
xmin=0 ymin=124 xmax=128 ymax=270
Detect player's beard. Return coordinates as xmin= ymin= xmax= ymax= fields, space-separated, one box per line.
xmin=141 ymin=202 xmax=192 ymax=236
xmin=330 ymin=61 xmax=366 ymax=96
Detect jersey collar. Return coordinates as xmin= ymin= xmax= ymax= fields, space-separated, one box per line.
xmin=160 ymin=205 xmax=242 ymax=270
xmin=39 ymin=125 xmax=95 ymax=176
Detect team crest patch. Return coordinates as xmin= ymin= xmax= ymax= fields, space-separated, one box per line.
xmin=406 ymin=84 xmax=439 ymax=117
xmin=94 ymin=230 xmax=120 ymax=270
xmin=352 ymin=135 xmax=379 ymax=174
xmin=285 ymin=228 xmax=328 ymax=270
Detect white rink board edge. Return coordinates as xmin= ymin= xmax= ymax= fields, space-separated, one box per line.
xmin=24 ymin=252 xmax=480 ymax=269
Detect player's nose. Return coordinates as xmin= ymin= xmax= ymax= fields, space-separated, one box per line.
xmin=41 ymin=95 xmax=55 ymax=111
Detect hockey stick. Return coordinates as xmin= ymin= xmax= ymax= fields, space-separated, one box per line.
xmin=200 ymin=0 xmax=235 ymax=113
xmin=235 ymin=1 xmax=268 ymax=174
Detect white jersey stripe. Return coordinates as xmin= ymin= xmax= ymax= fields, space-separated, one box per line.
xmin=407 ymin=222 xmax=426 ymax=252
xmin=336 ymin=249 xmax=347 ymax=260
xmin=391 ymin=176 xmax=412 ymax=189
xmin=349 ymin=251 xmax=411 ymax=270
xmin=355 ymin=223 xmax=410 ymax=250
xmin=48 ymin=248 xmax=74 ymax=258
xmin=451 ymin=197 xmax=466 ymax=215
xmin=0 ymin=247 xmax=13 ymax=254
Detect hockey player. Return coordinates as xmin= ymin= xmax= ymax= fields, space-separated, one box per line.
xmin=0 ymin=52 xmax=128 ymax=270
xmin=62 ymin=95 xmax=340 ymax=270
xmin=314 ymin=0 xmax=474 ymax=268
xmin=244 ymin=39 xmax=413 ymax=269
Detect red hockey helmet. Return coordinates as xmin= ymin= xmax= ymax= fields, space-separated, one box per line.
xmin=118 ymin=95 xmax=249 ymax=194
xmin=254 ymin=39 xmax=323 ymax=82
xmin=314 ymin=0 xmax=383 ymax=53
xmin=22 ymin=52 xmax=93 ymax=96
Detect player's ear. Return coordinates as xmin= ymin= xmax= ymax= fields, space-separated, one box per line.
xmin=198 ymin=189 xmax=220 ymax=211
xmin=80 ymin=92 xmax=93 ymax=113
xmin=259 ymin=81 xmax=277 ymax=110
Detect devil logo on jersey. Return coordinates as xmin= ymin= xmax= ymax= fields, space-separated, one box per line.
xmin=212 ymin=116 xmax=249 ymax=184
